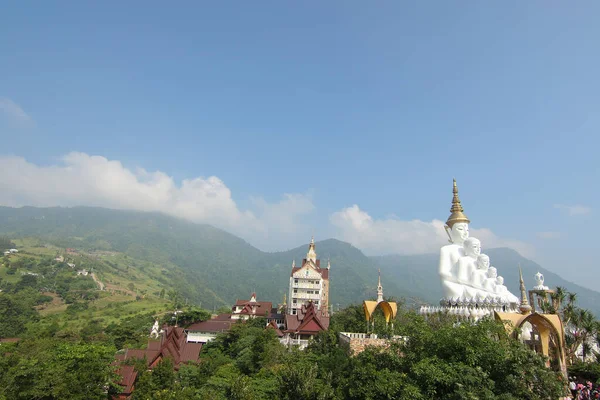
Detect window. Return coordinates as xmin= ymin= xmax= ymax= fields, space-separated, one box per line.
xmin=292 ymin=309 xmax=297 ymax=315
xmin=294 ymin=279 xmax=298 ymax=284
xmin=293 ymin=289 xmax=297 ymax=294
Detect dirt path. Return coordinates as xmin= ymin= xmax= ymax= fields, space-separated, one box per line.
xmin=91 ymin=273 xmax=105 ymax=291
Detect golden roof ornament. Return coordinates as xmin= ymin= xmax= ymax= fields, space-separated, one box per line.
xmin=518 ymin=266 xmax=532 ymax=314
xmin=445 ymin=178 xmax=470 ymax=229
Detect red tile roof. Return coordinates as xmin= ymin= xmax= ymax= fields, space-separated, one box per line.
xmin=284 ymin=302 xmax=329 ymax=334
xmin=115 ymin=325 xmax=202 ymax=398
xmin=266 ymin=320 xmax=284 ymax=337
xmin=233 ymin=297 xmax=273 ymax=316
xmin=115 ymin=365 xmax=137 ymax=396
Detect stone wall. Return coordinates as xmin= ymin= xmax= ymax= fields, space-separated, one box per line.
xmin=339 ymin=332 xmax=397 ymax=355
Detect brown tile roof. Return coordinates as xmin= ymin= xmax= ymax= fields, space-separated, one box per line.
xmin=284 ymin=302 xmax=329 ymax=335
xmin=233 ymin=297 xmax=273 ymax=316
xmin=267 ymin=320 xmax=284 ymax=337
xmin=187 ymin=319 xmax=234 ymax=333
xmin=115 ymin=325 xmax=202 ymax=398
xmin=116 ymin=365 xmax=137 ymax=396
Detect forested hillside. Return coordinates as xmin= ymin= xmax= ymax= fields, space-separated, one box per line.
xmin=1 ymin=206 xmax=598 ymax=315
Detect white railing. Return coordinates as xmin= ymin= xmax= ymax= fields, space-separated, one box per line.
xmin=293 ymin=293 xmax=321 ymax=300
xmin=292 ymin=283 xmax=321 ymax=289
xmin=281 ymin=337 xmax=310 ymax=349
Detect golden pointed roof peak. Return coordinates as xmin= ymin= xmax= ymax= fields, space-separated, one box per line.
xmin=519 ymin=265 xmax=532 ymax=314
xmin=446 ymin=178 xmax=470 ymax=228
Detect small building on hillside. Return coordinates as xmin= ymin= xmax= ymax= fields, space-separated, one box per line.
xmin=114 ymin=325 xmax=202 ymax=399
xmin=231 ymin=292 xmax=272 ymax=320
xmin=282 ymin=301 xmax=329 ymax=350
xmin=186 ymin=314 xmax=235 ymax=344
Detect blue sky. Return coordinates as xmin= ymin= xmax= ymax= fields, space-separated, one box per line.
xmin=0 ymin=2 xmax=598 ymax=288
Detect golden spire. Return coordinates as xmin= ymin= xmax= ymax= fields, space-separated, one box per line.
xmin=519 ymin=266 xmax=532 ymax=314
xmin=445 ymin=178 xmax=470 ymax=228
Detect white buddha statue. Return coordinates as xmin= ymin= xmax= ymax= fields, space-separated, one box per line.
xmin=439 ymin=180 xmax=471 ymax=299
xmin=455 ymin=237 xmax=481 ymax=283
xmin=483 ymin=267 xmax=497 ymax=293
xmin=495 ymin=276 xmax=519 ymax=303
xmin=437 ymin=179 xmax=521 ymax=308
xmin=472 ymin=254 xmax=490 ymax=288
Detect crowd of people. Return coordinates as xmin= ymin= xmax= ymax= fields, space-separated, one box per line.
xmin=570 ymin=378 xmax=600 ymax=399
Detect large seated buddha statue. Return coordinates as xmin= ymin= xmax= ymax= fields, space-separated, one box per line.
xmin=438 ymin=179 xmax=519 ymax=306
xmin=439 ymin=179 xmax=471 ymax=300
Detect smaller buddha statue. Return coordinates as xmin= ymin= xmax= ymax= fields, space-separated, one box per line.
xmin=471 ymin=253 xmax=490 ymax=288
xmin=483 ymin=267 xmax=498 ymax=293
xmin=533 ymin=271 xmax=549 ymax=290
xmin=496 ymin=276 xmax=519 ymax=303
xmin=454 ymin=237 xmax=481 ymax=283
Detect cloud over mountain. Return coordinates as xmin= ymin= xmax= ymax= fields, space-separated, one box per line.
xmin=0 ymin=152 xmax=534 ymax=257
xmin=0 ymin=153 xmax=313 ymax=250
xmin=330 ymin=204 xmax=535 ymax=258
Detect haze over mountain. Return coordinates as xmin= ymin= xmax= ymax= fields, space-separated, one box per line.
xmin=1 ymin=206 xmax=598 ymax=315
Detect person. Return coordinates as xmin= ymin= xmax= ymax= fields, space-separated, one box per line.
xmin=570 ymin=377 xmax=577 ymax=398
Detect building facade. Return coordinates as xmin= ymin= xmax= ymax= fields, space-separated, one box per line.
xmin=287 ymin=237 xmax=330 ymax=315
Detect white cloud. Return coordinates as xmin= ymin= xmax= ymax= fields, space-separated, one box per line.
xmin=554 ymin=204 xmax=591 ymax=216
xmin=537 ymin=231 xmax=561 ymax=239
xmin=0 ymin=153 xmax=313 ymax=250
xmin=330 ymin=204 xmax=535 ymax=258
xmin=0 ymin=97 xmax=33 ymax=125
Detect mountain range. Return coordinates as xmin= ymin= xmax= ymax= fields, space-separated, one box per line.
xmin=1 ymin=206 xmax=598 ymax=315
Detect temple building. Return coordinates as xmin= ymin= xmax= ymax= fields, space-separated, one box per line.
xmin=114 ymin=326 xmax=202 ymax=399
xmin=287 ymin=237 xmax=330 ymax=316
xmin=282 ymin=301 xmax=330 ymax=350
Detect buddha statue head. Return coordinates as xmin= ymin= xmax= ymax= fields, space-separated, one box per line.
xmin=477 ymin=254 xmax=490 ymax=270
xmin=496 ymin=276 xmax=504 ymax=285
xmin=463 ymin=237 xmax=481 ymax=258
xmin=487 ymin=267 xmax=497 ymax=279
xmin=449 ymin=222 xmax=470 ymax=245
xmin=445 ymin=179 xmax=470 ymax=244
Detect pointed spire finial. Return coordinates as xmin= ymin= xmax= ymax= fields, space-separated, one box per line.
xmin=519 ymin=264 xmax=532 ymax=314
xmin=446 ymin=179 xmax=470 ymax=228
xmin=307 ymin=236 xmax=317 ymax=263
xmin=292 ymin=259 xmax=296 ymax=268
xmin=376 ymin=269 xmax=384 ymax=303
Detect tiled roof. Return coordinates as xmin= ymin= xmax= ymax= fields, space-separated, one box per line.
xmin=233 ymin=299 xmax=273 ymax=316
xmin=116 ymin=365 xmax=137 ymax=395
xmin=115 ymin=325 xmax=202 ymax=397
xmin=267 ymin=320 xmax=284 ymax=337
xmin=284 ymin=302 xmax=329 ymax=334
xmin=187 ymin=319 xmax=234 ymax=333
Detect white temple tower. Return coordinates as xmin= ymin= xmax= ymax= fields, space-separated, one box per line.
xmin=287 ymin=237 xmax=330 ymax=316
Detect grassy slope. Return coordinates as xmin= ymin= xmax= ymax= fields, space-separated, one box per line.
xmin=1 ymin=238 xmax=173 ymax=331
